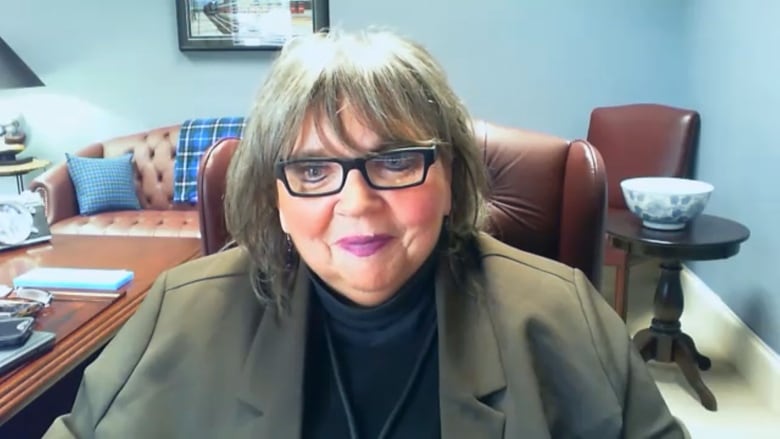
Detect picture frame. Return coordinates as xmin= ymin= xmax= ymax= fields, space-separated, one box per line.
xmin=175 ymin=0 xmax=330 ymax=51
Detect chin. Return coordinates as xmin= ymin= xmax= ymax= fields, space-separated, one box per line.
xmin=343 ymin=287 xmax=396 ymax=307
xmin=340 ymin=273 xmax=398 ymax=300
xmin=345 ymin=277 xmax=394 ymax=295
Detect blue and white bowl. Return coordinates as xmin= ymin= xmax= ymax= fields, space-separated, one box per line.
xmin=620 ymin=177 xmax=714 ymax=231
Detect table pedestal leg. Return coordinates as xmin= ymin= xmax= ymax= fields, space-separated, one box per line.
xmin=632 ymin=259 xmax=717 ymax=411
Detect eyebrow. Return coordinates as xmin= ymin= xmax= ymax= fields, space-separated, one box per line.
xmin=287 ymin=142 xmax=416 ymax=160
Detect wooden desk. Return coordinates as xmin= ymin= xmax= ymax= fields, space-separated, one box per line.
xmin=0 ymin=234 xmax=201 ymax=423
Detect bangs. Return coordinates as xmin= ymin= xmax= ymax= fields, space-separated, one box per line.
xmin=280 ymin=36 xmax=452 ymax=159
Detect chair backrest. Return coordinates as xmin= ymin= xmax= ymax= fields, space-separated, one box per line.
xmin=198 ymin=120 xmax=607 ymax=287
xmin=587 ymin=103 xmax=700 ymax=210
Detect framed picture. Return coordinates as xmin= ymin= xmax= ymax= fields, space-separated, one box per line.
xmin=176 ymin=0 xmax=330 ymax=51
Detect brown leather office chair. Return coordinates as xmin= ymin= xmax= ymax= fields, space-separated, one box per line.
xmin=198 ymin=120 xmax=608 ymax=288
xmin=587 ymin=103 xmax=700 ymax=319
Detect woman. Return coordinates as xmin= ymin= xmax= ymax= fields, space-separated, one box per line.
xmin=45 ymin=29 xmax=683 ymax=438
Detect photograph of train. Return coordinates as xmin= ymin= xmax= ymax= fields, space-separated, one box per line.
xmin=176 ymin=0 xmax=329 ymax=50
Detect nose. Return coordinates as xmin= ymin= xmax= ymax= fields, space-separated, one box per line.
xmin=335 ymin=169 xmax=381 ymax=215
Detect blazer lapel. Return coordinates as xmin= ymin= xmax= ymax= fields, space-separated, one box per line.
xmin=234 ymin=264 xmax=310 ymax=438
xmin=436 ymin=259 xmax=507 ymax=439
xmin=232 ymin=250 xmax=510 ymax=438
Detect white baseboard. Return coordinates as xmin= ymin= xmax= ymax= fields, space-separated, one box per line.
xmin=680 ymin=266 xmax=780 ymax=413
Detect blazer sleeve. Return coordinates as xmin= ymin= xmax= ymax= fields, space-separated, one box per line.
xmin=42 ymin=271 xmax=170 ymax=439
xmin=573 ymin=270 xmax=687 ymax=439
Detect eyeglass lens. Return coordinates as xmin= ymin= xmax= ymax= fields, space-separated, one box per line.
xmin=282 ymin=148 xmax=430 ymax=195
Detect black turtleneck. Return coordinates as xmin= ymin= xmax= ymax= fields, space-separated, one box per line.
xmin=302 ymin=255 xmax=440 ymax=439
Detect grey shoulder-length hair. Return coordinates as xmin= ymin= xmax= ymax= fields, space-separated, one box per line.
xmin=224 ymin=27 xmax=489 ymax=311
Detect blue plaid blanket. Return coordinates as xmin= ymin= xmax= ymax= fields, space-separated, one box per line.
xmin=173 ymin=117 xmax=245 ymax=204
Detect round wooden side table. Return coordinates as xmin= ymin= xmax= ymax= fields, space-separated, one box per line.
xmin=0 ymin=158 xmax=50 ymax=194
xmin=607 ymin=211 xmax=750 ymax=411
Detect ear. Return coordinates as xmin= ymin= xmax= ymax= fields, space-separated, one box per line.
xmin=445 ymin=159 xmax=454 ymax=216
xmin=278 ymin=208 xmax=289 ymax=233
xmin=444 ymin=174 xmax=452 ymax=217
xmin=276 ymin=181 xmax=290 ymax=233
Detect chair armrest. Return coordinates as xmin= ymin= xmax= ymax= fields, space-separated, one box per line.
xmin=560 ymin=139 xmax=607 ymax=289
xmin=29 ymin=163 xmax=78 ymax=225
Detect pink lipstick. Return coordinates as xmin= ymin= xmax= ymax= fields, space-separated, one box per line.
xmin=336 ymin=235 xmax=392 ymax=257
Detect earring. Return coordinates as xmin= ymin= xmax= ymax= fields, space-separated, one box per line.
xmin=284 ymin=234 xmax=294 ymax=269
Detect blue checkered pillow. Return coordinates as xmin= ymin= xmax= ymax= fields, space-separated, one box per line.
xmin=65 ymin=153 xmax=141 ymax=215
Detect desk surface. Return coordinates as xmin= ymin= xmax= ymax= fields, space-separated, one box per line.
xmin=0 ymin=234 xmax=201 ymax=423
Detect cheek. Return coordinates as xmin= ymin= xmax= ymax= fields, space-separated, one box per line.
xmin=387 ymin=170 xmax=451 ymax=227
xmin=389 ymin=194 xmax=444 ymax=227
xmin=277 ymin=182 xmax=333 ymax=237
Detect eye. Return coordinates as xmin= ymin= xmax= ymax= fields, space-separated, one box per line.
xmin=372 ymin=152 xmax=420 ymax=171
xmin=302 ymin=165 xmax=326 ymax=181
xmin=285 ymin=162 xmax=338 ymax=182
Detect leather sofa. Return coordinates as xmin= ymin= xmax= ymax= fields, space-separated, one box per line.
xmin=29 ymin=125 xmax=200 ymax=238
xmin=197 ymin=120 xmax=608 ymax=288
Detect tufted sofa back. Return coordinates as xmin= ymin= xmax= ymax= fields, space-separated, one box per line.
xmin=97 ymin=125 xmax=183 ymax=210
xmin=29 ymin=125 xmax=200 ymax=238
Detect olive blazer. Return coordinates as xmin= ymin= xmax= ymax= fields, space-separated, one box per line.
xmin=44 ymin=234 xmax=684 ymax=438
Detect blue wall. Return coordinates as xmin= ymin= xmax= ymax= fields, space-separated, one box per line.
xmin=684 ymin=0 xmax=780 ymax=353
xmin=1 ymin=0 xmax=685 ymax=163
xmin=6 ymin=1 xmax=773 ymax=352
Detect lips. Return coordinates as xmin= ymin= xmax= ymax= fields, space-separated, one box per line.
xmin=335 ymin=235 xmax=393 ymax=257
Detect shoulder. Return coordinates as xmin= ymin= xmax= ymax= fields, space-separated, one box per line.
xmin=470 ymin=236 xmax=673 ymax=436
xmin=117 ymin=247 xmax=264 ymax=380
xmin=149 ymin=247 xmax=262 ymax=330
xmin=473 ymin=233 xmax=626 ymax=392
xmin=476 ymin=232 xmax=580 ymax=292
xmin=162 ymin=246 xmax=252 ymax=292
xmin=474 ymin=232 xmax=598 ymax=332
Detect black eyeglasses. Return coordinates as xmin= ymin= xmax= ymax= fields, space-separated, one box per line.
xmin=275 ymin=146 xmax=438 ymax=197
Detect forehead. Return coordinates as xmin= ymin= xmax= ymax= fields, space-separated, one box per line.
xmin=291 ymin=109 xmax=384 ymax=158
xmin=287 ymin=96 xmax=442 ymax=159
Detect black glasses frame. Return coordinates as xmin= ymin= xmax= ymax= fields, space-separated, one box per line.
xmin=275 ymin=146 xmax=438 ymax=197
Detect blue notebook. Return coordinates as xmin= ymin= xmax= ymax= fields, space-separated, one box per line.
xmin=13 ymin=268 xmax=134 ymax=290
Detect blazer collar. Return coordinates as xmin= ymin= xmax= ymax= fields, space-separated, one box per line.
xmin=235 ymin=253 xmax=507 ymax=438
